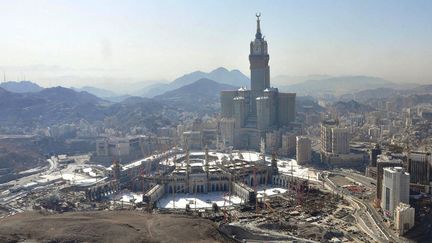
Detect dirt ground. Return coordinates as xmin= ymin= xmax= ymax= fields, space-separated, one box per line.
xmin=0 ymin=211 xmax=236 ymax=243
xmin=328 ymin=174 xmax=352 ymax=187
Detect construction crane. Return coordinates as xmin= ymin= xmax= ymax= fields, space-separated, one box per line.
xmin=253 ymin=166 xmax=259 ymax=213
xmin=265 ymin=200 xmax=275 ymax=214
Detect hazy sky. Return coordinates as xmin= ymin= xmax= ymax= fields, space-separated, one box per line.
xmin=1 ymin=0 xmax=431 ymax=88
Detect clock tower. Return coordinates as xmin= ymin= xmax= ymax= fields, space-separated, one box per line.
xmin=249 ymin=13 xmax=270 ymax=93
xmin=220 ymin=14 xmax=296 ymax=150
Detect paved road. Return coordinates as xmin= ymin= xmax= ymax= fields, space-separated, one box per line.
xmin=323 ymin=174 xmax=386 ymax=242
xmin=326 ymin=171 xmax=407 ymax=243
xmin=0 ymin=156 xmax=59 ymax=215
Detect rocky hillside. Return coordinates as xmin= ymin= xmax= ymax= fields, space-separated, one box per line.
xmin=154 ymin=78 xmax=236 ymax=114
xmin=0 ymin=81 xmax=43 ymax=93
xmin=140 ymin=67 xmax=248 ymax=97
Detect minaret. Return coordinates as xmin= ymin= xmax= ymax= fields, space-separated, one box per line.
xmin=112 ymin=159 xmax=121 ymax=181
xmin=271 ymin=150 xmax=278 ymax=175
xmin=260 ymin=137 xmax=266 ymax=162
xmin=185 ymin=143 xmax=191 ymax=193
xmin=205 ymin=145 xmax=210 ymax=193
xmin=205 ymin=145 xmax=209 ymax=170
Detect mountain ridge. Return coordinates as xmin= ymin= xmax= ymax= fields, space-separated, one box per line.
xmin=280 ymin=75 xmax=394 ymax=96
xmin=154 ymin=78 xmax=236 ymax=114
xmin=0 ymin=81 xmax=43 ymax=93
xmin=141 ymin=67 xmax=249 ymax=97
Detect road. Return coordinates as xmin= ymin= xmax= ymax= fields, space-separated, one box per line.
xmin=322 ymin=172 xmax=405 ymax=242
xmin=324 ymin=171 xmax=408 ymax=243
xmin=0 ymin=156 xmax=59 ymax=215
xmin=322 ymin=173 xmax=388 ymax=242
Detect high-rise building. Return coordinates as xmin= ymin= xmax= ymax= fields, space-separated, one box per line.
xmin=265 ymin=130 xmax=281 ymax=153
xmin=370 ymin=143 xmax=382 ymax=167
xmin=220 ymin=118 xmax=235 ymax=147
xmin=320 ymin=120 xmax=337 ymax=153
xmin=281 ymin=132 xmax=297 ymax=156
xmin=381 ymin=167 xmax=410 ymax=215
xmin=182 ymin=131 xmax=202 ymax=150
xmin=375 ymin=154 xmax=404 ymax=206
xmin=296 ymin=136 xmax=311 ymax=165
xmin=395 ymin=203 xmax=415 ymax=236
xmin=220 ymin=15 xmax=296 ymax=150
xmin=331 ymin=128 xmax=350 ymax=154
xmin=407 ymin=151 xmax=431 ymax=193
xmin=320 ymin=120 xmax=350 ymax=155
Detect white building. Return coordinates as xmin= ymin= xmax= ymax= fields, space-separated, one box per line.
xmin=381 ymin=167 xmax=410 ymax=215
xmin=219 ymin=118 xmax=235 ymax=147
xmin=296 ymin=136 xmax=311 ymax=165
xmin=183 ymin=131 xmax=202 ymax=150
xmin=368 ymin=127 xmax=381 ymax=140
xmin=96 ymin=137 xmax=130 ymax=157
xmin=395 ymin=202 xmax=415 ymax=236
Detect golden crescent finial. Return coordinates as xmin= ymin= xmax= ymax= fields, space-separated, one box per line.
xmin=256 ymin=13 xmax=261 ymax=19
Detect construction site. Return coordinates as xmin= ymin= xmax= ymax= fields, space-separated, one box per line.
xmin=82 ymin=144 xmax=376 ymax=242
xmin=0 ymin=145 xmax=382 ymax=242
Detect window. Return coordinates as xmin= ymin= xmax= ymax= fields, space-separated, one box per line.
xmin=385 ymin=187 xmax=391 ymax=211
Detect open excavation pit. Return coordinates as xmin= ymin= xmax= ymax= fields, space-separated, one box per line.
xmin=217 ymin=188 xmax=373 ymax=242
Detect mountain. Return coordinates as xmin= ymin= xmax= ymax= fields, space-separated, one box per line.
xmin=338 ymin=83 xmax=432 ymax=103
xmin=272 ymin=74 xmax=331 ymax=86
xmin=0 ymin=87 xmax=45 ymax=109
xmin=409 ymin=84 xmax=432 ymax=95
xmin=280 ymin=76 xmax=394 ymax=96
xmin=140 ymin=67 xmax=249 ymax=97
xmin=138 ymin=82 xmax=172 ymax=98
xmin=35 ymin=87 xmax=105 ymax=105
xmin=154 ymin=78 xmax=236 ymax=114
xmin=0 ymin=86 xmax=180 ymax=133
xmin=330 ymin=100 xmax=375 ymax=114
xmin=73 ymin=86 xmax=118 ymax=98
xmin=295 ymin=96 xmax=325 ymax=113
xmin=339 ymin=87 xmax=398 ymax=102
xmin=0 ymin=87 xmax=107 ymax=128
xmin=102 ymin=95 xmax=133 ymax=103
xmin=0 ymin=81 xmax=43 ymax=93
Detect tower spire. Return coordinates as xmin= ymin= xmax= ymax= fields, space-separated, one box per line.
xmin=255 ymin=13 xmax=262 ymax=39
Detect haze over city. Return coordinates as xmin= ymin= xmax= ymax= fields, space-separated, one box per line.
xmin=1 ymin=1 xmax=432 ymax=242
xmin=1 ymin=0 xmax=432 ymax=88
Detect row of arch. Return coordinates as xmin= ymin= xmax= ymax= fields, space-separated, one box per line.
xmin=166 ymin=182 xmax=230 ymax=194
xmin=86 ymin=181 xmax=120 ymax=201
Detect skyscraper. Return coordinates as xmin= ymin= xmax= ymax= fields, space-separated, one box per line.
xmin=320 ymin=120 xmax=350 ymax=155
xmin=381 ymin=167 xmax=410 ymax=215
xmin=296 ymin=136 xmax=312 ymax=165
xmin=220 ymin=14 xmax=296 ymax=150
xmin=331 ymin=128 xmax=350 ymax=154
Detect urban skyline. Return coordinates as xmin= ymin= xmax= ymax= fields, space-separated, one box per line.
xmin=0 ymin=2 xmax=431 ymax=242
xmin=1 ymin=1 xmax=432 ymax=88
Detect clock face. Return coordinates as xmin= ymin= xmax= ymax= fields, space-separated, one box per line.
xmin=253 ymin=44 xmax=261 ymax=54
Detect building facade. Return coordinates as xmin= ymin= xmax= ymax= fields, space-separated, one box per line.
xmin=375 ymin=154 xmax=404 ymax=206
xmin=331 ymin=128 xmax=350 ymax=154
xmin=381 ymin=167 xmax=410 ymax=215
xmin=395 ymin=203 xmax=415 ymax=236
xmin=220 ymin=15 xmax=296 ymax=150
xmin=408 ymin=151 xmax=432 ymax=193
xmin=296 ymin=136 xmax=311 ymax=165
